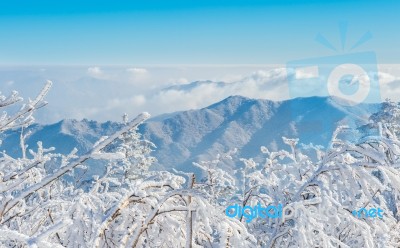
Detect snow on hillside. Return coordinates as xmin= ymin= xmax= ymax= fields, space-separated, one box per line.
xmin=141 ymin=95 xmax=379 ymax=172
xmin=0 ymin=96 xmax=379 ymax=175
xmin=1 ymin=88 xmax=398 ymax=247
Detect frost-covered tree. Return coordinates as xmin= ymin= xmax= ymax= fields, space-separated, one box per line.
xmin=0 ymin=83 xmax=254 ymax=248
xmin=2 ymin=82 xmax=399 ymax=247
xmin=232 ymin=124 xmax=400 ymax=247
xmin=0 ymin=82 xmax=156 ymax=247
xmin=369 ymin=98 xmax=400 ymax=135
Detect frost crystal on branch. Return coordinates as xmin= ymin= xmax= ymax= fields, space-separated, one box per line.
xmin=1 ymin=83 xmax=399 ymax=247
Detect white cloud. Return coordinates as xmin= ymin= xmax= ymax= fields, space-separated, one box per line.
xmin=4 ymin=65 xmax=400 ymax=124
xmin=126 ymin=67 xmax=150 ymax=84
xmin=376 ymin=71 xmax=400 ymax=102
xmin=144 ymin=68 xmax=290 ymax=114
xmin=376 ymin=71 xmax=399 ymax=85
xmin=144 ymin=67 xmax=400 ymax=115
xmin=87 ymin=67 xmax=103 ymax=78
xmin=127 ymin=67 xmax=148 ymax=74
xmin=131 ymin=95 xmax=146 ymax=106
xmin=167 ymin=77 xmax=189 ymax=85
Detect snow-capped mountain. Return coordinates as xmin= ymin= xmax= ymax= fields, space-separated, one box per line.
xmin=0 ymin=119 xmax=121 ymax=158
xmin=161 ymin=80 xmax=227 ymax=92
xmin=0 ymin=96 xmax=379 ymax=173
xmin=140 ymin=95 xmax=378 ymax=172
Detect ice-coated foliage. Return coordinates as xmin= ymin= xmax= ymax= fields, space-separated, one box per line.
xmin=233 ymin=116 xmax=400 ymax=246
xmin=1 ymin=84 xmax=399 ymax=247
xmin=0 ymin=84 xmax=253 ymax=248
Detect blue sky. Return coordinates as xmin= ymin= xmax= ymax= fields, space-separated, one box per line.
xmin=0 ymin=1 xmax=399 ymax=123
xmin=0 ymin=0 xmax=398 ymax=65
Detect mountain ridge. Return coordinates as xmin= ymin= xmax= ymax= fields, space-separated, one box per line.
xmin=0 ymin=95 xmax=380 ymax=174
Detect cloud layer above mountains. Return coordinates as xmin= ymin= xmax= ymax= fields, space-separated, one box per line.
xmin=0 ymin=65 xmax=399 ymax=123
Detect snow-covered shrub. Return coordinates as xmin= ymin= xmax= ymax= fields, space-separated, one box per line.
xmin=2 ymin=83 xmax=399 ymax=247
xmin=234 ymin=125 xmax=400 ymax=247
xmin=0 ymin=83 xmax=254 ymax=248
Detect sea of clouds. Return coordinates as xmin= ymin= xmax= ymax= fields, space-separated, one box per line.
xmin=0 ymin=65 xmax=399 ymax=123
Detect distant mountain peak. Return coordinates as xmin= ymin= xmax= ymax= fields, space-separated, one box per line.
xmin=162 ymin=80 xmax=226 ymax=92
xmin=0 ymin=95 xmax=380 ymax=175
